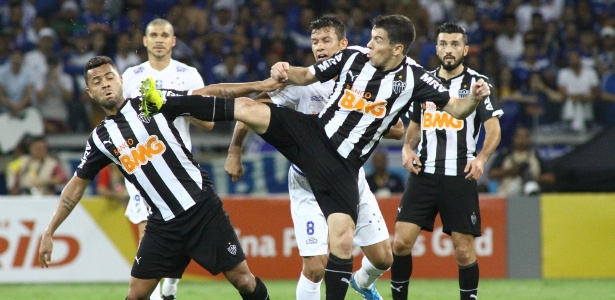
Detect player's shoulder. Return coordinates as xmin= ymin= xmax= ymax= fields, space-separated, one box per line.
xmin=346 ymin=45 xmax=369 ymax=54
xmin=170 ymin=59 xmax=199 ymax=74
xmin=465 ymin=67 xmax=491 ymax=83
xmin=122 ymin=62 xmax=148 ymax=77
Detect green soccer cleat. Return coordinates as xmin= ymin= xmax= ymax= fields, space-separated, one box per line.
xmin=139 ymin=77 xmax=165 ymax=116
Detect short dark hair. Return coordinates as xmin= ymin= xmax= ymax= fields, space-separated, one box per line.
xmin=309 ymin=14 xmax=346 ymax=41
xmin=437 ymin=22 xmax=468 ymax=45
xmin=83 ymin=56 xmax=119 ymax=84
xmin=372 ymin=15 xmax=415 ymax=55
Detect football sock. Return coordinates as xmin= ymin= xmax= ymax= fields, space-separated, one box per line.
xmin=296 ymin=272 xmax=321 ymax=300
xmin=353 ymin=255 xmax=387 ymax=289
xmin=150 ymin=281 xmax=162 ymax=300
xmin=162 ymin=96 xmax=235 ymax=121
xmin=161 ymin=278 xmax=179 ymax=296
xmin=391 ymin=253 xmax=413 ymax=300
xmin=324 ymin=253 xmax=353 ymax=300
xmin=459 ymin=261 xmax=479 ymax=300
xmin=240 ymin=277 xmax=269 ymax=300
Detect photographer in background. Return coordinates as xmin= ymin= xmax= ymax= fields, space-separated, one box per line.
xmin=488 ymin=126 xmax=555 ymax=196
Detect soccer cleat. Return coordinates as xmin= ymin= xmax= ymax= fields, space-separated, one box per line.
xmin=140 ymin=77 xmax=165 ymax=116
xmin=350 ymin=273 xmax=383 ymax=300
xmin=161 ymin=295 xmax=176 ymax=300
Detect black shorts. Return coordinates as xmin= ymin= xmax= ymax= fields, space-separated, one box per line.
xmin=131 ymin=195 xmax=246 ymax=279
xmin=396 ymin=172 xmax=481 ymax=237
xmin=259 ymin=103 xmax=360 ymax=222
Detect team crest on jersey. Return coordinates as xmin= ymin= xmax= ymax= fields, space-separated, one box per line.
xmin=227 ymin=243 xmax=237 ymax=255
xmin=137 ymin=112 xmax=151 ymax=123
xmin=176 ymin=66 xmax=187 ymax=72
xmin=392 ymin=80 xmax=407 ymax=94
xmin=458 ymin=89 xmax=470 ymax=98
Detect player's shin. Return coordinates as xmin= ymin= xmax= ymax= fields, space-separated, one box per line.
xmin=391 ymin=253 xmax=413 ymax=300
xmin=459 ymin=261 xmax=479 ymax=300
xmin=296 ymin=272 xmax=321 ymax=300
xmin=239 ymin=277 xmax=269 ymax=300
xmin=354 ymin=255 xmax=387 ymax=288
xmin=324 ymin=253 xmax=353 ymax=300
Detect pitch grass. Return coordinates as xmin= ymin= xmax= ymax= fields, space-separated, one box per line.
xmin=2 ymin=279 xmax=614 ymax=299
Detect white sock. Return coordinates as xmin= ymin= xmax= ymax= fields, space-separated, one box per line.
xmin=354 ymin=255 xmax=387 ymax=289
xmin=161 ymin=278 xmax=179 ymax=296
xmin=296 ymin=272 xmax=321 ymax=300
xmin=150 ymin=282 xmax=162 ymax=300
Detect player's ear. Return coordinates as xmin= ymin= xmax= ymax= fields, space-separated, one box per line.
xmin=172 ymin=36 xmax=176 ymax=47
xmin=340 ymin=38 xmax=348 ymax=48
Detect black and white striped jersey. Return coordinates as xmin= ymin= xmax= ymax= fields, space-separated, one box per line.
xmin=309 ymin=46 xmax=451 ymax=166
xmin=410 ymin=66 xmax=503 ymax=176
xmin=75 ymin=98 xmax=214 ymax=221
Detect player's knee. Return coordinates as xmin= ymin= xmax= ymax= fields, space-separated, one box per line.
xmin=454 ymin=243 xmax=474 ymax=264
xmin=392 ymin=235 xmax=413 ymax=256
xmin=231 ymin=274 xmax=255 ymax=294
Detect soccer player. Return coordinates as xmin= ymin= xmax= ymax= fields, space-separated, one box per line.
xmin=38 ymin=56 xmax=270 ymax=300
xmin=121 ymin=18 xmax=213 ymax=300
xmin=223 ymin=15 xmax=400 ymax=300
xmin=389 ymin=23 xmax=503 ymax=300
xmin=140 ymin=14 xmax=491 ymax=300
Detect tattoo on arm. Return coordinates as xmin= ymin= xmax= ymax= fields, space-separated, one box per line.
xmin=62 ymin=197 xmax=77 ymax=211
xmin=218 ymin=89 xmax=236 ymax=99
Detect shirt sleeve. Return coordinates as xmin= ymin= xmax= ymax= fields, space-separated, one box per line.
xmin=188 ymin=68 xmax=206 ymax=89
xmin=476 ymin=78 xmax=504 ymax=122
xmin=410 ymin=66 xmax=450 ymax=109
xmin=310 ymin=48 xmax=356 ymax=83
xmin=268 ymin=85 xmax=301 ymax=109
xmin=75 ymin=135 xmax=113 ymax=181
xmin=410 ymin=100 xmax=422 ymax=123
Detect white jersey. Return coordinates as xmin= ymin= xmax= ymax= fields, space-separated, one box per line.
xmin=122 ymin=59 xmax=205 ymax=150
xmin=268 ymin=80 xmax=334 ymax=115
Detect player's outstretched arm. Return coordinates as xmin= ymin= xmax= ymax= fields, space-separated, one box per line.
xmin=271 ymin=62 xmax=318 ymax=86
xmin=443 ymin=78 xmax=490 ymax=119
xmin=191 ymin=78 xmax=284 ymax=98
xmin=39 ymin=176 xmax=90 ymax=268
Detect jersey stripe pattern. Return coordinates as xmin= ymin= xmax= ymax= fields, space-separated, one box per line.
xmin=75 ymin=98 xmax=214 ymax=221
xmin=311 ymin=46 xmax=451 ymax=165
xmin=411 ymin=66 xmax=503 ymax=176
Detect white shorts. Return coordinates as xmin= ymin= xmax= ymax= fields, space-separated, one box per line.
xmin=124 ymin=179 xmax=150 ymax=224
xmin=289 ymin=165 xmax=389 ymax=257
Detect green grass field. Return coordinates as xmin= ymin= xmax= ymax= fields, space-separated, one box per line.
xmin=2 ymin=279 xmax=614 ymax=299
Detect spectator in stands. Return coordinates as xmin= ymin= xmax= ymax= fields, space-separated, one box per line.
xmin=0 ymin=49 xmax=34 ymax=116
xmin=488 ymin=127 xmax=555 ymax=196
xmin=114 ymin=32 xmax=141 ymax=74
xmin=211 ymin=51 xmax=249 ymax=84
xmin=34 ymin=56 xmax=73 ymax=133
xmin=166 ymin=0 xmax=209 ymax=37
xmin=578 ymin=29 xmax=599 ymax=69
xmin=512 ymin=41 xmax=551 ymax=90
xmin=596 ymin=26 xmax=615 ymax=76
xmin=96 ymin=164 xmax=129 ymax=205
xmin=598 ymin=66 xmax=615 ymax=127
xmin=557 ymin=50 xmax=600 ymax=132
xmin=4 ymin=138 xmax=28 ymax=195
xmin=82 ymin=0 xmax=112 ymax=35
xmin=49 ymin=1 xmax=84 ymax=47
xmin=65 ymin=30 xmax=97 ymax=132
xmin=346 ymin=8 xmax=371 ymax=47
xmin=23 ymin=27 xmax=57 ymax=84
xmin=366 ymin=151 xmax=405 ymax=197
xmin=10 ymin=136 xmax=68 ymax=195
xmin=496 ymin=15 xmax=524 ymax=67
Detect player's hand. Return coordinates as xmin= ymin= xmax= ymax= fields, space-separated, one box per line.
xmin=402 ymin=146 xmax=422 ymax=175
xmin=271 ymin=62 xmax=290 ymax=83
xmin=464 ymin=159 xmax=484 ymax=181
xmin=261 ymin=77 xmax=286 ymax=92
xmin=39 ymin=234 xmax=53 ymax=268
xmin=224 ymin=153 xmax=244 ymax=182
xmin=471 ymin=78 xmax=490 ymax=100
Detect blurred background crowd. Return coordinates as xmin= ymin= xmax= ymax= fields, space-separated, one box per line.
xmin=0 ymin=0 xmax=614 ymax=196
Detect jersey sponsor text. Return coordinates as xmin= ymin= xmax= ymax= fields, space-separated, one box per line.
xmin=118 ymin=135 xmax=166 ymax=174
